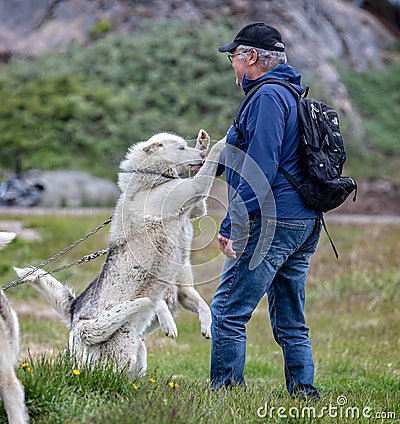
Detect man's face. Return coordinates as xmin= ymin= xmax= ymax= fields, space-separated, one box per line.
xmin=230 ymin=49 xmax=250 ymax=88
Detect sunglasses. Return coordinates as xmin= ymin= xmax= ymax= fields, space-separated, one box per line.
xmin=227 ymin=50 xmax=251 ymax=63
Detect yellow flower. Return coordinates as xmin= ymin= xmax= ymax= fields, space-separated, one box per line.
xmin=133 ymin=383 xmax=138 ymax=390
xmin=168 ymin=381 xmax=179 ymax=388
xmin=149 ymin=377 xmax=156 ymax=383
xmin=72 ymin=369 xmax=81 ymax=376
xmin=20 ymin=363 xmax=32 ymax=373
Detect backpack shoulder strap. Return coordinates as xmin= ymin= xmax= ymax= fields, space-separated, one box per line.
xmin=233 ymin=79 xmax=306 ymax=150
xmin=234 ymin=79 xmax=305 ymax=130
xmin=261 ymin=78 xmax=301 ymax=101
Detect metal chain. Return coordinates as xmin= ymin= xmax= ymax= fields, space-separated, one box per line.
xmin=3 ymin=217 xmax=111 ymax=291
xmin=36 ymin=248 xmax=109 ymax=278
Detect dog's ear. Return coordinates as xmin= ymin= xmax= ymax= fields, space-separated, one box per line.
xmin=143 ymin=141 xmax=164 ymax=153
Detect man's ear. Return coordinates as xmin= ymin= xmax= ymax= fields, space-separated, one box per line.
xmin=143 ymin=141 xmax=164 ymax=153
xmin=247 ymin=48 xmax=258 ymax=66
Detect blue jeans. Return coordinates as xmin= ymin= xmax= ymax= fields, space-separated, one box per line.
xmin=210 ymin=216 xmax=321 ymax=397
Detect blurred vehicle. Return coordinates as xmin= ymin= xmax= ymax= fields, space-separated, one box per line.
xmin=0 ymin=176 xmax=45 ymax=207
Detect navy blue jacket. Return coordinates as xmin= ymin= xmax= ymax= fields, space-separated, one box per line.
xmin=218 ymin=63 xmax=317 ymax=239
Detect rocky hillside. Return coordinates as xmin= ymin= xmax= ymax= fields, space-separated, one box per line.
xmin=0 ymin=1 xmax=395 ymax=110
xmin=0 ymin=0 xmax=399 ymax=213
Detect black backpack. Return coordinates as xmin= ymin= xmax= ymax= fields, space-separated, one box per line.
xmin=233 ymin=79 xmax=358 ymax=258
xmin=234 ymin=78 xmax=357 ymax=213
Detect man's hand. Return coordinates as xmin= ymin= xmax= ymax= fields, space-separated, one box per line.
xmin=218 ymin=234 xmax=237 ymax=259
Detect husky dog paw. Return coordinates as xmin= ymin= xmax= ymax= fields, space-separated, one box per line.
xmin=195 ymin=129 xmax=211 ymax=152
xmin=155 ymin=300 xmax=178 ymax=339
xmin=199 ymin=308 xmax=212 ymax=339
xmin=160 ymin=316 xmax=178 ymax=339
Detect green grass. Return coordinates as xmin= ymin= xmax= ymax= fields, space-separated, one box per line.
xmin=0 ymin=213 xmax=399 ymax=423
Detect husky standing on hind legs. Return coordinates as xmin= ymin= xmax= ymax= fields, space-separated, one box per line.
xmin=0 ymin=232 xmax=29 ymax=424
xmin=143 ymin=128 xmax=214 ymax=339
xmin=15 ymin=130 xmax=225 ymax=378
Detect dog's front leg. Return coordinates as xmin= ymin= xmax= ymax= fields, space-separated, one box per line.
xmin=76 ymin=298 xmax=154 ymax=345
xmin=166 ymin=136 xmax=226 ymax=212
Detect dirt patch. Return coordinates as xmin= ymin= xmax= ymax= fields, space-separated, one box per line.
xmin=13 ymin=300 xmax=59 ymax=320
xmin=0 ymin=220 xmax=42 ymax=240
xmin=334 ymin=179 xmax=400 ymax=215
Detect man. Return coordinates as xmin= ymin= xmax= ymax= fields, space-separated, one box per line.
xmin=210 ymin=22 xmax=321 ymax=400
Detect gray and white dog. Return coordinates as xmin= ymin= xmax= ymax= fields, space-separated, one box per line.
xmin=0 ymin=232 xmax=29 ymax=424
xmin=15 ymin=130 xmax=225 ymax=378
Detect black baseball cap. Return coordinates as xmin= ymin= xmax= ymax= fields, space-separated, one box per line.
xmin=218 ymin=22 xmax=285 ymax=53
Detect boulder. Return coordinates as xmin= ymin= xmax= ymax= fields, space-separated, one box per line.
xmin=26 ymin=170 xmax=119 ymax=207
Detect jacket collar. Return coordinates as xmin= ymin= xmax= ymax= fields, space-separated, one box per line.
xmin=242 ymin=63 xmax=303 ymax=94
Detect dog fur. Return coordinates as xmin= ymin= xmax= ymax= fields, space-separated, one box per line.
xmin=0 ymin=232 xmax=29 ymax=424
xmin=15 ymin=130 xmax=225 ymax=378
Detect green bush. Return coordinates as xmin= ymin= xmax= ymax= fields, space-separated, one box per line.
xmin=0 ymin=20 xmax=240 ymax=180
xmin=340 ymin=61 xmax=400 ymax=154
xmin=0 ymin=19 xmax=398 ymax=181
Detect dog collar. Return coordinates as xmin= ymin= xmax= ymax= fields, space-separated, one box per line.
xmin=123 ymin=170 xmax=177 ymax=180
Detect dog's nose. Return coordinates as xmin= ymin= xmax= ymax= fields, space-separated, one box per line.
xmin=200 ymin=152 xmax=205 ymax=159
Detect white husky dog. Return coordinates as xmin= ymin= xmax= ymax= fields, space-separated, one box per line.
xmin=15 ymin=130 xmax=225 ymax=378
xmin=0 ymin=232 xmax=29 ymax=424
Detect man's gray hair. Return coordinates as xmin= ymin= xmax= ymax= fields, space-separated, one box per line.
xmin=236 ymin=45 xmax=287 ymax=69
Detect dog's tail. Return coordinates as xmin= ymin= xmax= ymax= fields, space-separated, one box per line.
xmin=0 ymin=232 xmax=16 ymax=250
xmin=14 ymin=267 xmax=75 ymax=327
